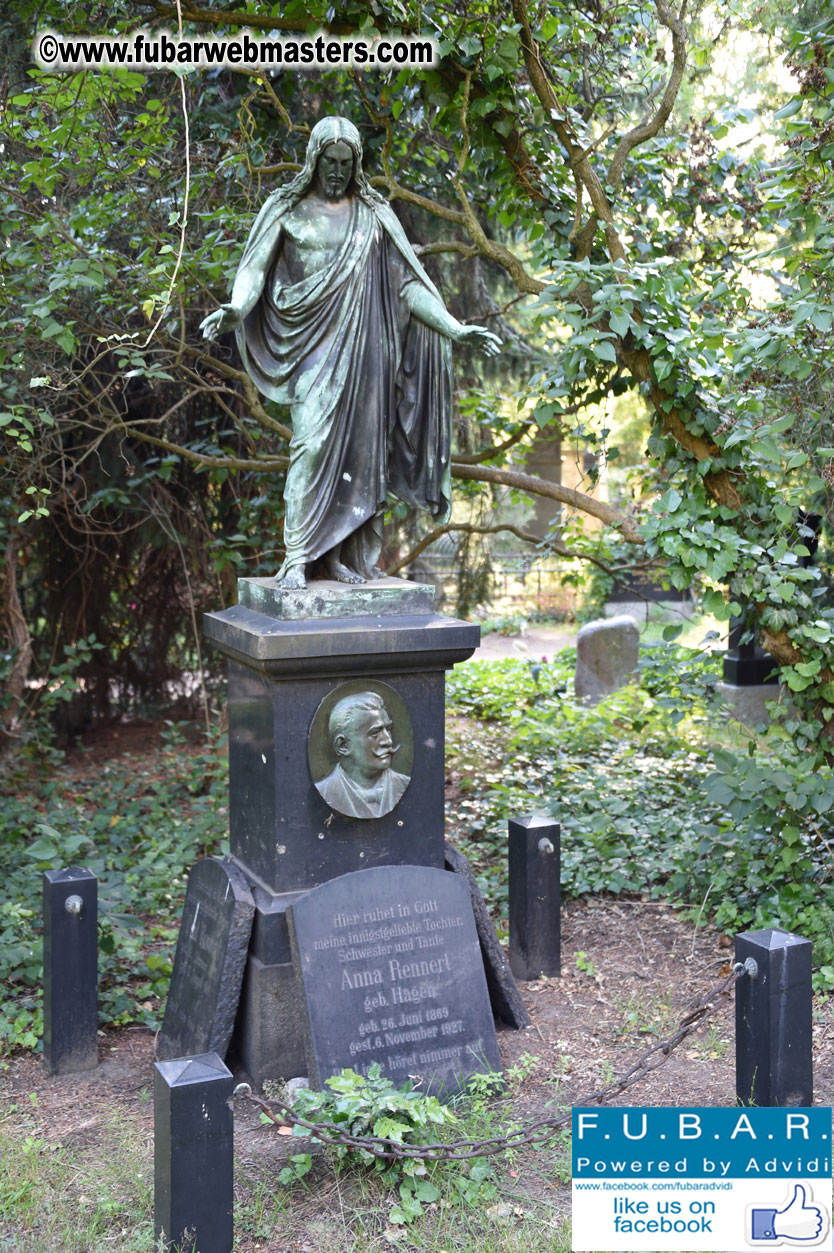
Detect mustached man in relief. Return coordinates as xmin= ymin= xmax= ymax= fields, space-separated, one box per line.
xmin=201 ymin=116 xmax=500 ymax=589
xmin=314 ymin=691 xmax=408 ymax=820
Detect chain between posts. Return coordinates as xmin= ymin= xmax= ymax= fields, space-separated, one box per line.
xmin=232 ymin=964 xmax=747 ymax=1163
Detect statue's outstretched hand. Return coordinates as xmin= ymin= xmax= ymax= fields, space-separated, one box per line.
xmin=456 ymin=324 xmax=502 ymax=357
xmin=199 ymin=304 xmax=240 ymax=341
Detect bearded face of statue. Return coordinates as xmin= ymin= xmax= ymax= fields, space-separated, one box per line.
xmin=314 ymin=140 xmax=354 ymax=202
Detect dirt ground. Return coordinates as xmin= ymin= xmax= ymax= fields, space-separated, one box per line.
xmin=472 ymin=626 xmax=576 ymax=663
xmin=4 ymin=894 xmax=832 ymax=1251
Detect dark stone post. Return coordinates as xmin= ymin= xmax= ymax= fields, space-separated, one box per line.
xmin=508 ymin=815 xmax=561 ymax=980
xmin=154 ymin=1052 xmax=234 ymax=1253
xmin=735 ymin=928 xmax=813 ymax=1107
xmin=43 ymin=867 xmax=98 ymax=1075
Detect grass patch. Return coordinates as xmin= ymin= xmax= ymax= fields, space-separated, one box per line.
xmin=0 ymin=1108 xmax=154 ymax=1252
xmin=254 ymin=1060 xmax=574 ymax=1251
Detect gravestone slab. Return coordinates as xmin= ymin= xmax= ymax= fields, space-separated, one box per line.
xmin=158 ymin=857 xmax=255 ymax=1061
xmin=574 ymin=614 xmax=638 ymax=703
xmin=288 ymin=865 xmax=501 ymax=1098
xmin=444 ymin=842 xmax=529 ymax=1029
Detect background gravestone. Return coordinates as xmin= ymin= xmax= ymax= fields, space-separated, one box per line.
xmin=288 ymin=864 xmax=502 ymax=1097
xmin=158 ymin=857 xmax=255 ymax=1061
xmin=574 ymin=614 xmax=639 ymax=703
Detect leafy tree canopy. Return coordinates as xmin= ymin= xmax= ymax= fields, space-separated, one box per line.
xmin=1 ymin=0 xmax=832 ymax=746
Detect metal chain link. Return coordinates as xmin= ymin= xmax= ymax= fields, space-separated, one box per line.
xmin=233 ymin=964 xmax=746 ymax=1163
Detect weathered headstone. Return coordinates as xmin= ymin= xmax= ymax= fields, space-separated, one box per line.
xmin=158 ymin=858 xmax=255 ymax=1062
xmin=43 ymin=866 xmax=98 ymax=1075
xmin=154 ymin=1051 xmax=234 ymax=1253
xmin=574 ymin=614 xmax=638 ymax=703
xmin=508 ymin=815 xmax=561 ymax=981
xmin=288 ymin=865 xmax=502 ymax=1097
xmin=444 ymin=841 xmax=530 ymax=1029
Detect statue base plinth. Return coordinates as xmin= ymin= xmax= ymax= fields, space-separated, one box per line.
xmin=200 ymin=579 xmax=480 ymax=1087
xmin=238 ymin=574 xmax=436 ymax=621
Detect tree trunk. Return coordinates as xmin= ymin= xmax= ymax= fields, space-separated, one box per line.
xmin=1 ymin=533 xmax=33 ymax=738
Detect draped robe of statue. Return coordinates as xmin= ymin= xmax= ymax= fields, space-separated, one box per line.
xmin=233 ymin=179 xmax=453 ymax=580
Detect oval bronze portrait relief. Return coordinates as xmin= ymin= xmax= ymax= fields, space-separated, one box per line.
xmin=308 ymin=680 xmax=413 ymax=820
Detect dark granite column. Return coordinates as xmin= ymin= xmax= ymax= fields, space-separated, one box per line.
xmin=43 ymin=867 xmax=98 ymax=1075
xmin=735 ymin=927 xmax=813 ymax=1107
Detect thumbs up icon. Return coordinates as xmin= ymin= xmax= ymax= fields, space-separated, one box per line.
xmin=751 ymin=1184 xmax=827 ymax=1244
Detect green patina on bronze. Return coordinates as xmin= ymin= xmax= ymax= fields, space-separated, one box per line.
xmin=201 ymin=116 xmax=499 ymax=589
xmin=307 ymin=679 xmax=414 ymax=821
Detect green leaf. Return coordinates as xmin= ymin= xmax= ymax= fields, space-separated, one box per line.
xmin=413 ymin=1180 xmax=441 ymax=1201
xmin=592 ymin=339 xmax=617 ymax=363
xmin=774 ymin=97 xmax=803 ymax=120
xmin=23 ymin=837 xmax=59 ymax=860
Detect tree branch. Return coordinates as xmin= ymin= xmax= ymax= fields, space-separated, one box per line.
xmin=450 ymin=462 xmax=642 ymax=541
xmin=0 ymin=533 xmax=34 ymax=738
xmin=116 ymin=425 xmax=288 ymax=472
xmin=510 ymin=0 xmax=627 ymax=264
xmin=452 ymin=428 xmax=533 ymax=465
xmin=386 ymin=522 xmax=541 ymax=574
xmin=380 ymin=167 xmax=544 ymax=294
xmin=607 ymin=0 xmax=689 ymax=192
xmin=386 ymin=521 xmax=641 ymax=579
xmin=415 ymin=241 xmax=479 ymax=259
xmin=142 ymin=2 xmax=356 ymax=33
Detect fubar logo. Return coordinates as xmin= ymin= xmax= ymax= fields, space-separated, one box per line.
xmin=571 ymin=1106 xmax=832 ymax=1252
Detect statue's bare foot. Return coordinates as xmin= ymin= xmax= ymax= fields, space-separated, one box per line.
xmin=323 ymin=558 xmax=365 ymax=585
xmin=275 ymin=565 xmax=307 ymax=589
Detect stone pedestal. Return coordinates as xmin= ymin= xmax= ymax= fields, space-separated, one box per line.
xmin=723 ymin=647 xmax=779 ymax=686
xmin=717 ymin=681 xmax=785 ymax=729
xmin=202 ymin=576 xmax=480 ymax=1086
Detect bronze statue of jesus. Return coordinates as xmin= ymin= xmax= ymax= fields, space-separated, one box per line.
xmin=201 ymin=116 xmax=499 ymax=589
